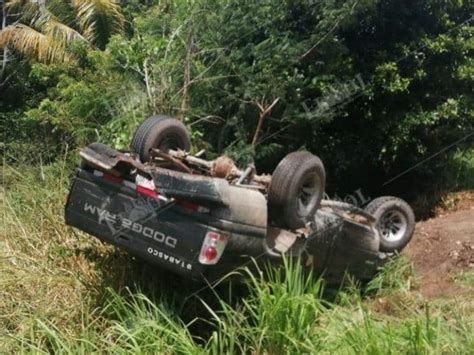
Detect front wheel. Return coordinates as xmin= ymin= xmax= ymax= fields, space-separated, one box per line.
xmin=365 ymin=196 xmax=415 ymax=252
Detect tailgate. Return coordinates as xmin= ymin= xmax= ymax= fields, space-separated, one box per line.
xmin=65 ymin=169 xmax=208 ymax=276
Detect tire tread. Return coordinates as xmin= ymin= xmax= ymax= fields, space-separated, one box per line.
xmin=269 ymin=151 xmax=326 ymax=229
xmin=131 ymin=115 xmax=190 ymax=162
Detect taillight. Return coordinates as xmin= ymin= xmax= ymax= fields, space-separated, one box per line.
xmin=199 ymin=231 xmax=228 ymax=265
xmin=136 ymin=185 xmax=158 ymax=198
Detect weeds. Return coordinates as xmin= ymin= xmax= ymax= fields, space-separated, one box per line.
xmin=365 ymin=255 xmax=416 ymax=296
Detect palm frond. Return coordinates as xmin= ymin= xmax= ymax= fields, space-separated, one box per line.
xmin=8 ymin=0 xmax=85 ymax=45
xmin=43 ymin=18 xmax=85 ymax=44
xmin=5 ymin=0 xmax=39 ymax=22
xmin=29 ymin=9 xmax=86 ymax=45
xmin=71 ymin=0 xmax=124 ymax=47
xmin=46 ymin=0 xmax=78 ymax=25
xmin=0 ymin=24 xmax=73 ymax=63
xmin=4 ymin=0 xmax=85 ymax=59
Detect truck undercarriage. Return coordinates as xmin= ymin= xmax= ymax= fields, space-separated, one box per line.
xmin=65 ymin=115 xmax=415 ymax=283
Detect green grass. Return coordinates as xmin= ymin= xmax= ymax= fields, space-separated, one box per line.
xmin=2 ymin=160 xmax=473 ymax=353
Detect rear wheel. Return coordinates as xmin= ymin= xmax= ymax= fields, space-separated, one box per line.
xmin=131 ymin=115 xmax=191 ymax=163
xmin=365 ymin=196 xmax=415 ymax=252
xmin=268 ymin=151 xmax=326 ymax=229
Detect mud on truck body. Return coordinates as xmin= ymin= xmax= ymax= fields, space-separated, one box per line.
xmin=65 ymin=115 xmax=415 ymax=283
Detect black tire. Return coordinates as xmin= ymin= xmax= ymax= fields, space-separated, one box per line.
xmin=268 ymin=151 xmax=326 ymax=230
xmin=364 ymin=196 xmax=415 ymax=252
xmin=131 ymin=115 xmax=191 ymax=163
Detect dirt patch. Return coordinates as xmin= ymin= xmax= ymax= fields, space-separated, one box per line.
xmin=405 ymin=191 xmax=474 ymax=298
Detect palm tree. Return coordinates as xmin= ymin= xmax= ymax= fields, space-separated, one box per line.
xmin=0 ymin=0 xmax=125 ymax=64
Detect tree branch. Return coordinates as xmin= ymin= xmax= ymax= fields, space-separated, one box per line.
xmin=251 ymin=97 xmax=280 ymax=146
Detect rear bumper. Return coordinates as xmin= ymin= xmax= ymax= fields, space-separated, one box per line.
xmin=65 ymin=169 xmax=209 ymax=278
xmin=65 ymin=169 xmax=267 ymax=281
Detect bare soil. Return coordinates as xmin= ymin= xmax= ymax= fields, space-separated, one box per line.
xmin=405 ymin=191 xmax=474 ymax=298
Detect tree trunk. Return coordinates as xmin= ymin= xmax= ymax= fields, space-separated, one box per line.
xmin=1 ymin=1 xmax=8 ymax=85
xmin=251 ymin=110 xmax=266 ymax=146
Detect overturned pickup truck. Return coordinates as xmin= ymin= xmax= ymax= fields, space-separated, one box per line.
xmin=65 ymin=115 xmax=415 ymax=282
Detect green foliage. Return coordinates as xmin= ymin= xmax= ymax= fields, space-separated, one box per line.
xmin=3 ymin=0 xmax=472 ymax=203
xmin=104 ymin=0 xmax=473 ymax=200
xmin=13 ymin=52 xmax=148 ymax=151
xmin=451 ymin=148 xmax=474 ymax=190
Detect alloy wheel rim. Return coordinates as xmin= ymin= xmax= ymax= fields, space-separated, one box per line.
xmin=378 ymin=210 xmax=407 ymax=242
